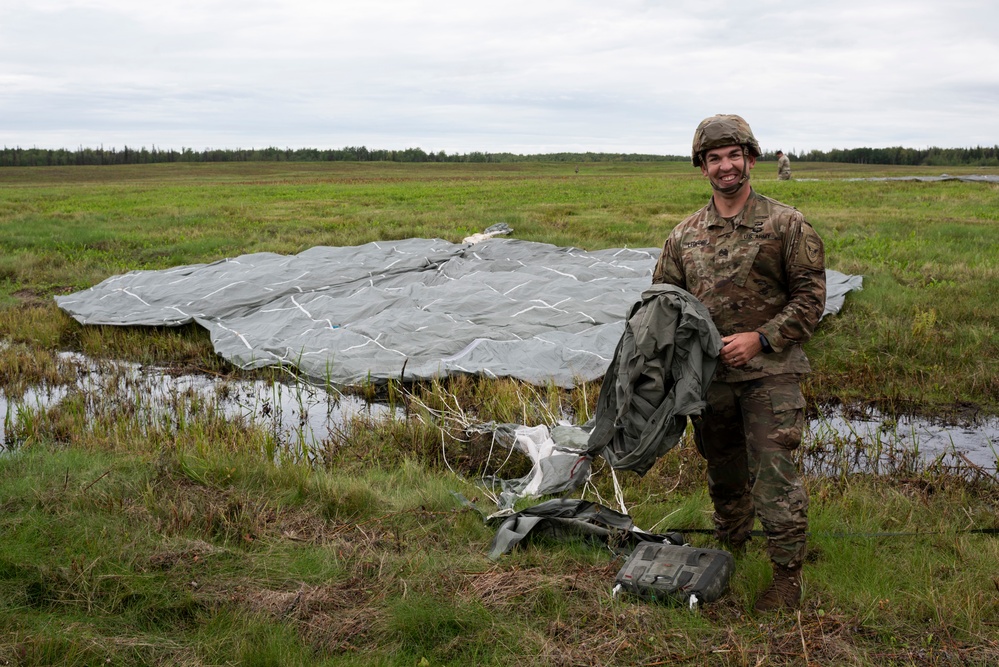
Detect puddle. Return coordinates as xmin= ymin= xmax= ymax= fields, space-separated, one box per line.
xmin=804 ymin=408 xmax=999 ymax=477
xmin=3 ymin=354 xmax=997 ymax=478
xmin=1 ymin=353 xmax=396 ymax=452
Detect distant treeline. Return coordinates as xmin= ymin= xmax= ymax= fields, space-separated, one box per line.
xmin=769 ymin=146 xmax=999 ymax=167
xmin=0 ymin=145 xmax=684 ymax=167
xmin=2 ymin=144 xmax=999 ymax=167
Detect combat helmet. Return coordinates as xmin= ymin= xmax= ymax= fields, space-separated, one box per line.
xmin=691 ymin=114 xmax=762 ymax=167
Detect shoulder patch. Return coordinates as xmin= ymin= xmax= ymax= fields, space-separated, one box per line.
xmin=805 ymin=236 xmax=822 ymax=265
xmin=795 ymin=224 xmax=825 ymax=270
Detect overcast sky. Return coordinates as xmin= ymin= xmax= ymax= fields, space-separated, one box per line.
xmin=2 ymin=0 xmax=997 ymax=156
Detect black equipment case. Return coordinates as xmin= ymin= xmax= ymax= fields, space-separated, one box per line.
xmin=614 ymin=542 xmax=734 ymax=607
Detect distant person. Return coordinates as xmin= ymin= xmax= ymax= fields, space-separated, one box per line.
xmin=652 ymin=114 xmax=826 ymax=612
xmin=776 ymin=150 xmax=791 ymax=180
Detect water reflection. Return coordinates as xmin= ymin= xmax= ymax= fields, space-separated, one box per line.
xmin=3 ymin=355 xmax=997 ymax=477
xmin=0 ymin=354 xmax=395 ymax=451
xmin=804 ymin=407 xmax=999 ymax=476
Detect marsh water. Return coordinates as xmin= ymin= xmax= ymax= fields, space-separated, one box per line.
xmin=0 ymin=353 xmax=396 ymax=453
xmin=2 ymin=355 xmax=996 ymax=477
xmin=804 ymin=407 xmax=997 ymax=477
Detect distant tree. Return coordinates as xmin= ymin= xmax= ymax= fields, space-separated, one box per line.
xmin=3 ymin=144 xmax=996 ymax=168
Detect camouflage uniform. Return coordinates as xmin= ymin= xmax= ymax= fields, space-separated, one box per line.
xmin=652 ymin=189 xmax=825 ymax=569
xmin=777 ymin=153 xmax=792 ymax=180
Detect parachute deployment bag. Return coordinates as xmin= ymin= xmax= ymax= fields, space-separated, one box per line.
xmin=614 ymin=543 xmax=734 ymax=607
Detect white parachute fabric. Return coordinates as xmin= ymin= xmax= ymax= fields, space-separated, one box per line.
xmin=472 ymin=422 xmax=593 ymax=510
xmin=823 ymin=271 xmax=864 ymax=320
xmin=55 ymin=237 xmax=861 ymax=388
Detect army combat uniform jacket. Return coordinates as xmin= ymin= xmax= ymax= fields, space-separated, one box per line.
xmin=652 ymin=189 xmax=826 ymax=383
xmin=777 ymin=155 xmax=791 ymax=180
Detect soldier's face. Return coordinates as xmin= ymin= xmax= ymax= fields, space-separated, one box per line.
xmin=701 ymin=145 xmax=755 ymax=190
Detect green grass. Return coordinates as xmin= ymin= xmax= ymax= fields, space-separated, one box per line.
xmin=1 ymin=160 xmax=999 ymax=665
xmin=2 ymin=419 xmax=997 ymax=665
xmin=2 ymin=160 xmax=996 ymax=412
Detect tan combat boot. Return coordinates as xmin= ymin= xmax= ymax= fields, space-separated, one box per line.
xmin=753 ymin=564 xmax=802 ymax=612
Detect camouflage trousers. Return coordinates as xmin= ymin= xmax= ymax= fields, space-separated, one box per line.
xmin=693 ymin=374 xmax=808 ymax=569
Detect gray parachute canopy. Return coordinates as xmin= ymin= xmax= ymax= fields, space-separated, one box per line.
xmin=55 ymin=237 xmax=861 ymax=388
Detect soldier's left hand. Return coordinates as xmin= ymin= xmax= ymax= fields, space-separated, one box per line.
xmin=720 ymin=332 xmax=762 ymax=367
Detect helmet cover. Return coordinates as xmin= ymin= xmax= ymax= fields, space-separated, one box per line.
xmin=691 ymin=114 xmax=762 ymax=167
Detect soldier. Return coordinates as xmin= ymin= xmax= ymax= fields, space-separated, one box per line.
xmin=652 ymin=115 xmax=826 ymax=612
xmin=776 ymin=150 xmax=792 ymax=180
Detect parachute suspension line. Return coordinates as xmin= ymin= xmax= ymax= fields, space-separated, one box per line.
xmin=580 ymin=464 xmax=627 ymax=516
xmin=579 ymin=465 xmax=604 ymax=506
xmin=610 ymin=467 xmax=628 ymax=516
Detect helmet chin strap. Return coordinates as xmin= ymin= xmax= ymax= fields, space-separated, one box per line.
xmin=709 ymin=146 xmax=751 ymax=196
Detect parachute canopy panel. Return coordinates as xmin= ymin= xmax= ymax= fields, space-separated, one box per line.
xmin=55 ymin=237 xmax=861 ymax=388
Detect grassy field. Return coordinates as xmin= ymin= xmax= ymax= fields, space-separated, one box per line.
xmin=1 ymin=161 xmax=998 ymax=665
xmin=2 ymin=160 xmax=996 ymax=412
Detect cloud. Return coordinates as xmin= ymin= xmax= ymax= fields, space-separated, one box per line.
xmin=2 ymin=0 xmax=997 ymax=153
